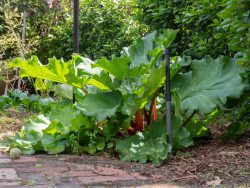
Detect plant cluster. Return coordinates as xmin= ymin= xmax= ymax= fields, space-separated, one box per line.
xmin=137 ymin=0 xmax=250 ymax=59
xmin=0 ymin=89 xmax=54 ymax=112
xmin=137 ymin=0 xmax=250 ymax=141
xmin=0 ymin=0 xmax=146 ymax=63
xmin=8 ymin=30 xmax=246 ymax=164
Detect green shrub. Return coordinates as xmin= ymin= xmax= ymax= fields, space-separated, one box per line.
xmin=137 ymin=0 xmax=250 ymax=58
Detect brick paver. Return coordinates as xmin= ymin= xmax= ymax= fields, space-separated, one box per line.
xmin=0 ymin=153 xmax=180 ymax=187
xmin=0 ymin=181 xmax=21 ymax=187
xmin=13 ymin=156 xmax=37 ymax=163
xmin=77 ymin=175 xmax=135 ymax=184
xmin=0 ymin=168 xmax=18 ymax=180
xmin=0 ymin=158 xmax=11 ymax=163
xmin=69 ymin=170 xmax=97 ymax=177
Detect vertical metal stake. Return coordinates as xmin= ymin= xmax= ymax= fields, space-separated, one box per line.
xmin=165 ymin=49 xmax=172 ymax=145
xmin=73 ymin=0 xmax=79 ymax=103
xmin=73 ymin=0 xmax=79 ymax=53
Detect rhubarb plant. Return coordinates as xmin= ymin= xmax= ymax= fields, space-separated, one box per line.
xmin=8 ymin=29 xmax=246 ymax=164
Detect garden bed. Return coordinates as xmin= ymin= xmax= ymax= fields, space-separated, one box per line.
xmin=0 ymin=109 xmax=249 ymax=187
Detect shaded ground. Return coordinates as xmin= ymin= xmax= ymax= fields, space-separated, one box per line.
xmin=0 ymin=108 xmax=249 ymax=187
xmin=0 ymin=108 xmax=35 ymax=140
xmin=74 ymin=137 xmax=249 ymax=187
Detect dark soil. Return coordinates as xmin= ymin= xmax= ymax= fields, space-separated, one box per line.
xmin=69 ymin=136 xmax=249 ymax=187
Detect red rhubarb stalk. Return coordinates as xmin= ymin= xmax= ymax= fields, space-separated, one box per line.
xmin=153 ymin=100 xmax=157 ymax=121
xmin=135 ymin=109 xmax=144 ymax=131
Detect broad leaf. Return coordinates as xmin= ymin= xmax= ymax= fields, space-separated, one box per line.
xmin=116 ymin=116 xmax=192 ymax=165
xmin=171 ymin=117 xmax=193 ymax=149
xmin=10 ymin=136 xmax=35 ymax=155
xmin=22 ymin=115 xmax=51 ymax=140
xmin=103 ymin=113 xmax=130 ymax=138
xmin=116 ymin=119 xmax=171 ymax=165
xmin=48 ymin=105 xmax=78 ymax=134
xmin=71 ymin=113 xmax=95 ymax=132
xmin=77 ymin=91 xmax=122 ymax=121
xmin=172 ymin=56 xmax=246 ymax=116
xmin=125 ymin=29 xmax=178 ymax=68
xmin=126 ymin=32 xmax=156 ymax=68
xmin=121 ymin=63 xmax=166 ymax=115
xmin=41 ymin=134 xmax=67 ymax=154
xmin=53 ymin=84 xmax=73 ymax=99
xmin=9 ymin=56 xmax=88 ymax=89
xmin=88 ymin=71 xmax=118 ymax=90
xmin=94 ymin=56 xmax=131 ymax=80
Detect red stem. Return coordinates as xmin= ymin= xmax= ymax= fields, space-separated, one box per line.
xmin=153 ymin=100 xmax=157 ymax=121
xmin=135 ymin=109 xmax=144 ymax=131
xmin=149 ymin=89 xmax=159 ymax=124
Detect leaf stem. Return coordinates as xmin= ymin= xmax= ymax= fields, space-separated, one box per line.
xmin=149 ymin=89 xmax=159 ymax=124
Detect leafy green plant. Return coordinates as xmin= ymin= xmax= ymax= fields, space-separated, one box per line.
xmin=137 ymin=0 xmax=250 ymax=59
xmin=9 ymin=103 xmax=104 ymax=155
xmin=172 ymin=56 xmax=245 ymax=117
xmin=116 ymin=55 xmax=245 ymax=164
xmin=10 ymin=29 xmax=179 ymax=131
xmin=116 ymin=117 xmax=193 ymax=165
xmin=116 ymin=119 xmax=172 ymax=165
xmin=216 ymin=0 xmax=250 ymax=54
xmin=0 ymin=89 xmax=54 ymax=112
xmin=8 ymin=29 xmax=247 ymax=164
xmin=224 ymin=95 xmax=250 ymax=138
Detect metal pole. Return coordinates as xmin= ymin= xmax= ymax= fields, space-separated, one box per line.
xmin=73 ymin=0 xmax=79 ymax=53
xmin=18 ymin=0 xmax=27 ymax=90
xmin=165 ymin=49 xmax=172 ymax=145
xmin=73 ymin=0 xmax=79 ymax=103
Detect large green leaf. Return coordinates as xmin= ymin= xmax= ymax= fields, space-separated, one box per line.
xmin=94 ymin=30 xmax=178 ymax=81
xmin=9 ymin=55 xmax=88 ymax=89
xmin=124 ymin=29 xmax=178 ymax=68
xmin=125 ymin=32 xmax=156 ymax=68
xmin=77 ymin=91 xmax=122 ymax=121
xmin=103 ymin=113 xmax=130 ymax=138
xmin=22 ymin=115 xmax=51 ymax=140
xmin=94 ymin=56 xmax=131 ymax=80
xmin=70 ymin=112 xmax=95 ymax=132
xmin=88 ymin=71 xmax=115 ymax=90
xmin=116 ymin=116 xmax=192 ymax=165
xmin=47 ymin=105 xmax=80 ymax=134
xmin=41 ymin=134 xmax=67 ymax=154
xmin=10 ymin=136 xmax=35 ymax=155
xmin=172 ymin=56 xmax=246 ymax=116
xmin=116 ymin=119 xmax=171 ymax=165
xmin=155 ymin=29 xmax=179 ymax=49
xmin=53 ymin=84 xmax=73 ymax=99
xmin=171 ymin=117 xmax=193 ymax=149
xmin=121 ymin=63 xmax=166 ymax=115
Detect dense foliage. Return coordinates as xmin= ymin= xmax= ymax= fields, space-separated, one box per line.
xmin=0 ymin=0 xmax=146 ymax=62
xmin=0 ymin=0 xmax=249 ymax=165
xmin=0 ymin=89 xmax=54 ymax=112
xmin=137 ymin=0 xmax=250 ymax=59
xmin=9 ymin=30 xmax=246 ymax=164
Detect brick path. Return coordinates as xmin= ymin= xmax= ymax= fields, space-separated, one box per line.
xmin=0 ymin=153 xmax=181 ymax=188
